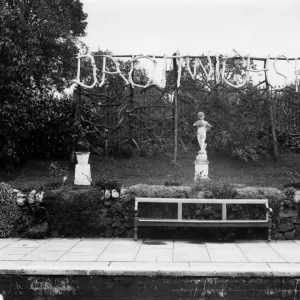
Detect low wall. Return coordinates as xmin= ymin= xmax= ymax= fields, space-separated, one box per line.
xmin=274 ymin=205 xmax=300 ymax=239
xmin=0 ymin=275 xmax=300 ymax=299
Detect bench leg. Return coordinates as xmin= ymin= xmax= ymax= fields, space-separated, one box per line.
xmin=268 ymin=215 xmax=272 ymax=242
xmin=134 ymin=209 xmax=138 ymax=241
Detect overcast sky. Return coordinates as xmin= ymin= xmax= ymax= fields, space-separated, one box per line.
xmin=79 ymin=0 xmax=300 ymax=86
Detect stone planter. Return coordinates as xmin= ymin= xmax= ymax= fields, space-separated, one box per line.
xmin=75 ymin=152 xmax=90 ymax=164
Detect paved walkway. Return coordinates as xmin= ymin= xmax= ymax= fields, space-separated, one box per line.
xmin=0 ymin=238 xmax=300 ymax=276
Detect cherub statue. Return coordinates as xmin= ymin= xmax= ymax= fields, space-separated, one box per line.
xmin=193 ymin=112 xmax=212 ymax=153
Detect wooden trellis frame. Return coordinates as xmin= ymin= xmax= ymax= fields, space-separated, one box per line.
xmin=72 ymin=50 xmax=300 ymax=163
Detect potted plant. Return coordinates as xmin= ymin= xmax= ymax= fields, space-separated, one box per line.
xmin=75 ymin=138 xmax=90 ymax=164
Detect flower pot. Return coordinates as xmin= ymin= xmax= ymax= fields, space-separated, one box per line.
xmin=75 ymin=152 xmax=90 ymax=164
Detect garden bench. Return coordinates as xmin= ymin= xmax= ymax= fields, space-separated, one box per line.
xmin=134 ymin=198 xmax=273 ymax=241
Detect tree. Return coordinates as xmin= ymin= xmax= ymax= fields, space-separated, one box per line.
xmin=0 ymin=0 xmax=87 ymax=92
xmin=0 ymin=0 xmax=87 ymax=166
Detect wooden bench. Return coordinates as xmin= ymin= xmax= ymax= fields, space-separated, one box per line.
xmin=134 ymin=198 xmax=273 ymax=241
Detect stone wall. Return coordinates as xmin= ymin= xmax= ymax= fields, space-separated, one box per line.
xmin=43 ymin=188 xmax=134 ymax=238
xmin=274 ymin=191 xmax=300 ymax=239
xmin=0 ymin=275 xmax=300 ymax=299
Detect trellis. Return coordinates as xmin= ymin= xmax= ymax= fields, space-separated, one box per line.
xmin=72 ymin=50 xmax=300 ymax=161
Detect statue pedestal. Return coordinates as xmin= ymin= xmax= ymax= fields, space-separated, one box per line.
xmin=74 ymin=164 xmax=92 ymax=185
xmin=194 ymin=151 xmax=209 ymax=180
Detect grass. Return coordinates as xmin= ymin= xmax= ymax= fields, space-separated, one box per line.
xmin=1 ymin=148 xmax=300 ymax=190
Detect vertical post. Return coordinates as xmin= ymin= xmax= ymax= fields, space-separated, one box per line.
xmin=104 ymin=129 xmax=109 ymax=158
xmin=172 ymin=52 xmax=178 ymax=163
xmin=268 ymin=208 xmax=272 ymax=242
xmin=70 ymin=86 xmax=82 ymax=166
xmin=222 ymin=203 xmax=227 ymax=220
xmin=76 ymin=86 xmax=83 ymax=123
xmin=213 ymin=57 xmax=221 ymax=118
xmin=127 ymin=84 xmax=134 ymax=144
xmin=174 ymin=87 xmax=178 ymax=163
xmin=264 ymin=59 xmax=279 ymax=160
xmin=134 ymin=201 xmax=138 ymax=241
xmin=178 ymin=202 xmax=182 ymax=220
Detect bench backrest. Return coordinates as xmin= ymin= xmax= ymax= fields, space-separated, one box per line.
xmin=135 ymin=198 xmax=269 ymax=221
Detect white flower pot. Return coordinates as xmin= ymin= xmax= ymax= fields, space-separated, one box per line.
xmin=75 ymin=152 xmax=90 ymax=164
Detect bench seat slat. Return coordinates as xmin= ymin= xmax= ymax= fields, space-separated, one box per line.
xmin=137 ymin=219 xmax=268 ymax=228
xmin=135 ymin=198 xmax=268 ymax=205
xmin=138 ymin=218 xmax=268 ymax=223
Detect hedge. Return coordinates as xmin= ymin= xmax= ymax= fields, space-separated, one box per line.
xmin=44 ymin=188 xmax=133 ymax=237
xmin=0 ymin=182 xmax=20 ymax=237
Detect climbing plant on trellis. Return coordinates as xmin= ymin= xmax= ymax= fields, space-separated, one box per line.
xmin=71 ymin=50 xmax=300 ymax=162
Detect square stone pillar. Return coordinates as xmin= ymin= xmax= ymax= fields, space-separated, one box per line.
xmin=74 ymin=153 xmax=92 ymax=185
xmin=194 ymin=151 xmax=209 ymax=180
xmin=74 ymin=164 xmax=92 ymax=185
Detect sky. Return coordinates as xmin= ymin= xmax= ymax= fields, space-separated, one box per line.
xmin=79 ymin=0 xmax=300 ymax=87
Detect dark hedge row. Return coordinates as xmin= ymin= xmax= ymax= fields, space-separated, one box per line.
xmin=0 ymin=95 xmax=75 ymax=170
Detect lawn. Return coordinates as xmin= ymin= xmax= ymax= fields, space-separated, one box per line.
xmin=1 ymin=148 xmax=299 ymax=190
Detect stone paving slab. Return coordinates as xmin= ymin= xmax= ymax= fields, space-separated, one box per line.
xmin=68 ymin=246 xmax=106 ymax=254
xmin=10 ymin=239 xmax=49 ymax=248
xmin=0 ymin=247 xmax=36 ymax=255
xmin=0 ymin=238 xmax=299 ymax=276
xmin=97 ymin=245 xmax=139 ymax=262
xmin=19 ymin=251 xmax=66 ymax=261
xmin=174 ymin=247 xmax=210 ymax=262
xmin=136 ymin=248 xmax=173 ymax=262
xmin=59 ymin=253 xmax=100 ymax=262
xmin=0 ymin=254 xmax=26 ymax=261
xmin=268 ymin=242 xmax=300 ymax=262
xmin=236 ymin=242 xmax=286 ymax=263
xmin=37 ymin=245 xmax=74 ymax=252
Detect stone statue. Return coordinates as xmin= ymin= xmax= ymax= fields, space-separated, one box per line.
xmin=193 ymin=112 xmax=212 ymax=154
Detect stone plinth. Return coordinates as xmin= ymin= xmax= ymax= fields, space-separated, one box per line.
xmin=74 ymin=164 xmax=92 ymax=185
xmin=194 ymin=151 xmax=209 ymax=180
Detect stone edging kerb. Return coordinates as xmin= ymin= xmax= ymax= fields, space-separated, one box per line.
xmin=0 ymin=262 xmax=300 ymax=277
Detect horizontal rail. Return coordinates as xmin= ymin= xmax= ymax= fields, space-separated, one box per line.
xmin=88 ymin=54 xmax=300 ymax=61
xmin=135 ymin=198 xmax=268 ymax=209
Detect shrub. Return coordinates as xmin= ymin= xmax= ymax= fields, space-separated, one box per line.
xmin=0 ymin=182 xmax=20 ymax=237
xmin=25 ymin=222 xmax=49 ymax=239
xmin=48 ymin=161 xmax=68 ymax=183
xmin=204 ymin=90 xmax=273 ymax=161
xmin=204 ymin=183 xmax=238 ymax=199
xmin=236 ymin=186 xmax=285 ymax=216
xmin=283 ymin=187 xmax=297 ymax=209
xmin=0 ymin=95 xmax=75 ymax=166
xmin=128 ymin=184 xmax=191 ymax=198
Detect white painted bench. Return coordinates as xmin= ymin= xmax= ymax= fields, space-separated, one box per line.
xmin=134 ymin=198 xmax=273 ymax=241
